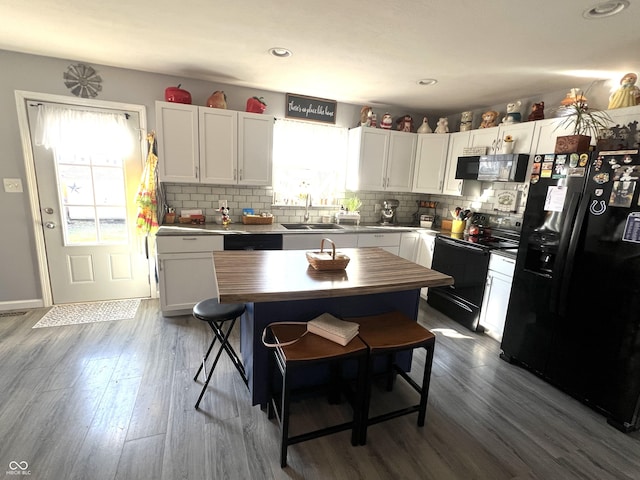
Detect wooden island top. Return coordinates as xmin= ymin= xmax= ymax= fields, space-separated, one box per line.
xmin=213 ymin=247 xmax=453 ymax=304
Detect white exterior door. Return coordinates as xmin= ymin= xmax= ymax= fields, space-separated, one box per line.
xmin=27 ymin=103 xmax=151 ymax=304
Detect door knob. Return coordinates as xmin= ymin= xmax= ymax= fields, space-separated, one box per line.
xmin=44 ymin=207 xmax=54 ymax=214
xmin=44 ymin=222 xmax=56 ymax=229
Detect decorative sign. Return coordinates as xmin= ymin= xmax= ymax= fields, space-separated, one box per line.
xmin=286 ymin=93 xmax=336 ymax=124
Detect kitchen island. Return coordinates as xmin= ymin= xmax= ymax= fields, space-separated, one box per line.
xmin=212 ymin=247 xmax=453 ymax=405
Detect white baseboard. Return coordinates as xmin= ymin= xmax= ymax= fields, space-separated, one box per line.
xmin=0 ymin=299 xmax=44 ymax=312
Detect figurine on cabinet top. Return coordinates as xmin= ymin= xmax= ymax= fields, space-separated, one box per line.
xmin=380 ymin=113 xmax=393 ymax=129
xmin=479 ymin=110 xmax=499 ymax=128
xmin=207 ymin=90 xmax=227 ymax=109
xmin=360 ymin=106 xmax=373 ymax=126
xmin=460 ymin=111 xmax=473 ymax=131
xmin=417 ymin=117 xmax=433 ymax=133
xmin=528 ymin=101 xmax=545 ymax=121
xmin=500 ymin=100 xmax=522 ymax=125
xmin=396 ymin=115 xmax=414 ymax=132
xmin=434 ymin=117 xmax=449 ymax=134
xmin=608 ymin=73 xmax=640 ymax=110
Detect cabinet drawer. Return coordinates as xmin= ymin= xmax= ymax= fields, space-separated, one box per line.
xmin=489 ymin=253 xmax=516 ymax=277
xmin=358 ymin=232 xmax=402 ymax=247
xmin=157 ymin=235 xmax=223 ymax=253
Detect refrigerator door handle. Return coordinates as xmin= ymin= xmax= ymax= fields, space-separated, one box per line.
xmin=557 ymin=193 xmax=591 ymax=316
xmin=550 ymin=191 xmax=582 ymax=314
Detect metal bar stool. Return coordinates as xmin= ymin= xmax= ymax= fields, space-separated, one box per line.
xmin=192 ymin=298 xmax=248 ymax=410
xmin=265 ymin=323 xmax=368 ymax=468
xmin=347 ymin=311 xmax=437 ymax=445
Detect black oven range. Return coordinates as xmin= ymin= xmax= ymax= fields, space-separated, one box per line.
xmin=427 ymin=217 xmax=519 ymax=332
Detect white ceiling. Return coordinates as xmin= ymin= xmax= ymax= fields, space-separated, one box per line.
xmin=1 ymin=0 xmax=639 ymax=114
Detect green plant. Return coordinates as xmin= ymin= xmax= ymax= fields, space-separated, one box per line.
xmin=344 ymin=196 xmax=362 ymax=212
xmin=555 ymin=88 xmax=612 ymax=138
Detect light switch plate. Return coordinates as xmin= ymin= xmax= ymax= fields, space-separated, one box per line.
xmin=3 ymin=178 xmax=23 ymax=193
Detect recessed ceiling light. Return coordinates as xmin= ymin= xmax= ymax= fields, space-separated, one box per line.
xmin=268 ymin=47 xmax=292 ymax=58
xmin=583 ymin=1 xmax=629 ymax=19
xmin=417 ymin=78 xmax=438 ymax=86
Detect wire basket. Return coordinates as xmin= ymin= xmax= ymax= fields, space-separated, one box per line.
xmin=306 ymin=238 xmax=350 ymax=271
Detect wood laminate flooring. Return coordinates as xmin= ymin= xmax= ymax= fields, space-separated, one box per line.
xmin=1 ymin=299 xmax=638 ymax=479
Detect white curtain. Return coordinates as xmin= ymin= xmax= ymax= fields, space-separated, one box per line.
xmin=35 ymin=104 xmax=133 ymax=159
xmin=272 ymin=119 xmax=348 ymax=206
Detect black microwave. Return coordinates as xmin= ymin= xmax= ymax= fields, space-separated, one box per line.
xmin=455 ymin=156 xmax=480 ymax=179
xmin=456 ymin=154 xmax=529 ymax=182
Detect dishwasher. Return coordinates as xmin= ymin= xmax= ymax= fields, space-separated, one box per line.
xmin=223 ymin=233 xmax=283 ymax=250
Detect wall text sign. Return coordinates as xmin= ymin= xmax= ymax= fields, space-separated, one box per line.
xmin=285 ymin=93 xmax=336 ymax=124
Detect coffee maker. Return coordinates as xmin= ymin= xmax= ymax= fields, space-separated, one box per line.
xmin=380 ymin=199 xmax=399 ymax=224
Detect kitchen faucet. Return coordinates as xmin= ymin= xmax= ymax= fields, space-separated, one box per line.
xmin=304 ymin=193 xmax=311 ymax=222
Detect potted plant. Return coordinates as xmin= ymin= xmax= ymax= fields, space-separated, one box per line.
xmin=554 ymin=88 xmax=612 ymax=153
xmin=344 ymin=196 xmax=362 ymax=212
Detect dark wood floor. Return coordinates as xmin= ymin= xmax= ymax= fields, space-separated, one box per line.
xmin=1 ymin=299 xmax=639 ymax=479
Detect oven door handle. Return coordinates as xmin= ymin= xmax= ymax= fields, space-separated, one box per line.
xmin=436 ymin=236 xmax=488 ymax=254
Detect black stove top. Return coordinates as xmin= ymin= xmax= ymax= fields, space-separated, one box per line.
xmin=437 ymin=230 xmax=520 ymax=250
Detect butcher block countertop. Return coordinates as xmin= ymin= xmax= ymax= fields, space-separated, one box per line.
xmin=213 ymin=247 xmax=453 ymax=303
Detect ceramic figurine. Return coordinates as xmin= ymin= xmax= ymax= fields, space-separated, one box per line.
xmin=396 ymin=114 xmax=414 ymax=132
xmin=500 ymin=100 xmax=522 ymax=125
xmin=219 ymin=206 xmax=231 ymax=227
xmin=417 ymin=117 xmax=432 ymax=133
xmin=460 ymin=111 xmax=473 ymax=131
xmin=207 ymin=90 xmax=227 ymax=109
xmin=370 ymin=112 xmax=377 ymax=128
xmin=380 ymin=113 xmax=393 ymax=129
xmin=360 ymin=106 xmax=373 ymax=126
xmin=480 ymin=110 xmax=499 ymax=129
xmin=608 ymin=73 xmax=640 ymax=109
xmin=434 ymin=117 xmax=449 ymax=134
xmin=528 ymin=102 xmax=545 ymax=121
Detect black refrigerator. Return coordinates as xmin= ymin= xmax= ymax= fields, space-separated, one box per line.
xmin=501 ymin=149 xmax=640 ymax=432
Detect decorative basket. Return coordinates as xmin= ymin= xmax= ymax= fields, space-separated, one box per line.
xmin=242 ymin=215 xmax=274 ymax=225
xmin=306 ymin=238 xmax=350 ymax=271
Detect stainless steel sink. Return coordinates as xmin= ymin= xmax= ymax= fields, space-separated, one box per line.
xmin=281 ymin=223 xmax=344 ymax=230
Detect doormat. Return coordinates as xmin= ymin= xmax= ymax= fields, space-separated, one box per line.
xmin=32 ymin=299 xmax=141 ymax=328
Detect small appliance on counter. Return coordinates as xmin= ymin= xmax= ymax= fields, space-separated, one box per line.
xmin=380 ymin=199 xmax=399 ymax=224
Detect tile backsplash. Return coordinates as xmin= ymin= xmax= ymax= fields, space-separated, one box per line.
xmin=162 ymin=181 xmax=526 ymax=227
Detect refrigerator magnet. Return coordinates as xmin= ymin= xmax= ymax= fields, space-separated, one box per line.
xmin=593 ymin=172 xmax=609 ymax=184
xmin=609 ymin=181 xmax=636 ymax=208
xmin=622 ymin=212 xmax=640 ymax=243
xmin=568 ymin=167 xmax=586 ymax=177
xmin=579 ymin=154 xmax=589 ymax=167
xmin=569 ymin=153 xmax=579 ymax=168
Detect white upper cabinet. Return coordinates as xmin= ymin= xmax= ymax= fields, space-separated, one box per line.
xmin=348 ymin=127 xmax=416 ymax=192
xmin=442 ymin=131 xmax=470 ymax=196
xmin=530 ymin=117 xmax=573 ymax=155
xmin=156 ymin=101 xmax=273 ymax=186
xmin=237 ymin=112 xmax=274 ymax=186
xmin=199 ymin=107 xmax=237 ymax=184
xmin=156 ymin=102 xmax=199 ymax=182
xmin=412 ymin=133 xmax=449 ymax=194
xmin=468 ymin=122 xmax=535 ymax=155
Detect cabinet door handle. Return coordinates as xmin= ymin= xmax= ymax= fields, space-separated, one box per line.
xmin=195 ymin=165 xmax=199 ymax=178
xmin=159 ymin=259 xmax=163 ymax=271
xmin=239 ymin=168 xmax=243 ymax=180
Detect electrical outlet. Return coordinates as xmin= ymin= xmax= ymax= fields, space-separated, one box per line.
xmin=3 ymin=178 xmax=23 ymax=193
xmin=218 ymin=199 xmax=228 ymax=208
xmin=374 ymin=203 xmax=381 ymax=213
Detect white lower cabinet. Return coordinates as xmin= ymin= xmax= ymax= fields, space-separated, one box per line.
xmin=479 ymin=253 xmax=516 ymax=342
xmin=357 ymin=232 xmax=402 ymax=256
xmin=156 ymin=235 xmax=223 ymax=316
xmin=282 ymin=234 xmax=358 ymax=250
xmin=398 ymin=231 xmax=420 ymax=261
xmin=414 ymin=232 xmax=436 ymax=299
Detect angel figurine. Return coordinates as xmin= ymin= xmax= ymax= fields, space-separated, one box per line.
xmin=608 ymin=73 xmax=640 ymax=109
